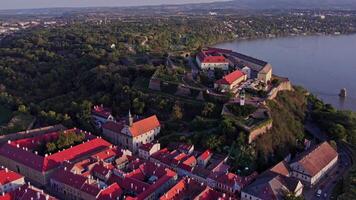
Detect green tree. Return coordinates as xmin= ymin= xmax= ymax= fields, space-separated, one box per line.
xmin=202 ymin=103 xmax=215 ymax=117
xmin=133 ymin=98 xmax=145 ymax=114
xmin=18 ymin=105 xmax=28 ymax=113
xmin=329 ymin=123 xmax=347 ymax=140
xmin=46 ymin=142 xmax=57 ymax=153
xmin=171 ymin=103 xmax=183 ymax=120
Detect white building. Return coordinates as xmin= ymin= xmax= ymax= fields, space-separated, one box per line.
xmin=290 ymin=142 xmax=338 ymax=186
xmin=196 ymin=49 xmax=229 ymax=70
xmin=102 ymin=112 xmax=161 ymax=153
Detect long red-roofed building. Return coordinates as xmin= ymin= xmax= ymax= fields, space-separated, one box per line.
xmin=0 ymin=128 xmax=113 ymax=186
xmin=0 ymin=167 xmax=25 ymax=194
xmin=196 ymin=49 xmax=229 ymax=70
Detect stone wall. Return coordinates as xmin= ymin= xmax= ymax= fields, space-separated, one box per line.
xmin=267 ymin=80 xmax=292 ymax=100
xmin=248 ymin=120 xmax=273 ymax=143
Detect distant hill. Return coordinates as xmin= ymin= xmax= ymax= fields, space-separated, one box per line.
xmin=0 ymin=0 xmax=356 ymax=16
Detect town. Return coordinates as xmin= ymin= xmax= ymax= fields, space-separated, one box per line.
xmin=0 ymin=47 xmax=346 ymax=200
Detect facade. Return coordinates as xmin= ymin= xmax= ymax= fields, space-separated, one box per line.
xmin=196 ymin=49 xmax=229 ymax=70
xmin=102 ymin=114 xmax=161 ymax=153
xmin=214 ymin=69 xmax=247 ymax=91
xmin=290 ymin=142 xmax=338 ymax=186
xmin=92 ymin=105 xmax=115 ymax=127
xmin=257 ymin=65 xmax=273 ymax=84
xmin=0 ymin=184 xmax=57 ymax=200
xmin=138 ymin=142 xmax=161 ymax=160
xmin=0 ymin=167 xmax=25 ymax=194
xmin=241 ymin=161 xmax=303 ymax=200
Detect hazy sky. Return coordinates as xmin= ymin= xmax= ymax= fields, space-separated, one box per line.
xmin=0 ymin=0 xmax=229 ymax=10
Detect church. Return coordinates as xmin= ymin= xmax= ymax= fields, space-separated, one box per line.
xmin=102 ymin=111 xmax=161 ymax=153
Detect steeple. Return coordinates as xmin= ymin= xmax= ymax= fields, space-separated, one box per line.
xmin=128 ymin=109 xmax=133 ymax=127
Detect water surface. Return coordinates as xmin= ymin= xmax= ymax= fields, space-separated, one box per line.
xmin=215 ymin=34 xmax=356 ymax=111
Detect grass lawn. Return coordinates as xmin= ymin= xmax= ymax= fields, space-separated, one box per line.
xmin=0 ymin=105 xmax=12 ymax=125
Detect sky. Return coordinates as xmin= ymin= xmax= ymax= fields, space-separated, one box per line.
xmin=0 ymin=0 xmax=229 ymax=10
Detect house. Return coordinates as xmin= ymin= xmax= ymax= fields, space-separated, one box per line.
xmin=0 ymin=167 xmax=25 ymax=194
xmin=0 ymin=184 xmax=57 ymax=200
xmin=102 ymin=112 xmax=161 ymax=153
xmin=197 ymin=150 xmax=213 ymax=167
xmin=196 ymin=49 xmax=229 ymax=70
xmin=290 ymin=142 xmax=338 ymax=186
xmin=50 ymin=168 xmax=123 ymax=200
xmin=214 ymin=69 xmax=247 ymax=91
xmin=0 ymin=128 xmax=113 ymax=186
xmin=108 ymin=161 xmax=178 ymax=200
xmin=160 ymin=177 xmax=236 ymax=200
xmin=241 ymin=161 xmax=303 ymax=200
xmin=138 ymin=142 xmax=161 ymax=160
xmin=92 ymin=105 xmax=115 ymax=127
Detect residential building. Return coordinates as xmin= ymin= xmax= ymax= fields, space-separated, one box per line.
xmin=102 ymin=113 xmax=161 ymax=153
xmin=109 ymin=161 xmax=178 ymax=200
xmin=0 ymin=184 xmax=57 ymax=200
xmin=92 ymin=105 xmax=115 ymax=127
xmin=160 ymin=177 xmax=236 ymax=200
xmin=241 ymin=161 xmax=303 ymax=200
xmin=290 ymin=142 xmax=338 ymax=186
xmin=0 ymin=167 xmax=25 ymax=194
xmin=138 ymin=142 xmax=161 ymax=160
xmin=214 ymin=69 xmax=247 ymax=91
xmin=196 ymin=49 xmax=229 ymax=70
xmin=50 ymin=168 xmax=122 ymax=200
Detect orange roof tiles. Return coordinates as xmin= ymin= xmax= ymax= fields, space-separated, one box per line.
xmin=216 ymin=70 xmax=245 ymax=85
xmin=129 ymin=115 xmax=160 ymax=137
xmin=293 ymin=142 xmax=338 ymax=176
xmin=269 ymin=161 xmax=290 ymax=177
xmin=0 ymin=168 xmax=23 ymax=186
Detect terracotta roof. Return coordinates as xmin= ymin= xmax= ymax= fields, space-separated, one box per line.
xmin=198 ymin=188 xmax=236 ymax=200
xmin=4 ymin=185 xmax=57 ymax=200
xmin=197 ymin=49 xmax=229 ymax=64
xmin=0 ymin=168 xmax=23 ymax=186
xmin=97 ymin=183 xmax=123 ymax=200
xmin=92 ymin=105 xmax=112 ymax=119
xmin=102 ymin=121 xmax=125 ymax=133
xmin=139 ymin=143 xmax=155 ymax=152
xmin=129 ymin=115 xmax=160 ymax=137
xmin=293 ymin=142 xmax=338 ymax=176
xmin=199 ymin=150 xmax=212 ymax=161
xmin=91 ymin=147 xmax=121 ymax=161
xmin=269 ymin=161 xmax=290 ymax=177
xmin=0 ymin=135 xmax=112 ymax=172
xmin=216 ymin=70 xmax=245 ymax=85
xmin=160 ymin=177 xmax=206 ymax=200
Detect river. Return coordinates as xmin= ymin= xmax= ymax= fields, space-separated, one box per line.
xmin=215 ymin=34 xmax=356 ymax=111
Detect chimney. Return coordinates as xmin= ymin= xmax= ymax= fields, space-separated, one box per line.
xmin=37 ymin=191 xmax=41 ymax=199
xmin=46 ymin=195 xmax=49 ymax=200
xmin=7 ymin=140 xmax=11 ymax=144
xmin=5 ymin=168 xmax=8 ymax=173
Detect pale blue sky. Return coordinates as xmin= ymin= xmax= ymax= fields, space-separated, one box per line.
xmin=0 ymin=0 xmax=229 ymax=10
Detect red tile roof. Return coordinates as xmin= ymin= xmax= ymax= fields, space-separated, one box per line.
xmin=270 ymin=161 xmax=290 ymax=177
xmin=216 ymin=70 xmax=246 ymax=85
xmin=160 ymin=178 xmax=206 ymax=200
xmin=3 ymin=185 xmax=57 ymax=200
xmin=92 ymin=105 xmax=112 ymax=119
xmin=129 ymin=115 xmax=160 ymax=137
xmin=293 ymin=142 xmax=338 ymax=176
xmin=0 ymin=134 xmax=112 ymax=172
xmin=197 ymin=49 xmax=229 ymax=64
xmin=91 ymin=147 xmax=121 ymax=161
xmin=0 ymin=168 xmax=23 ymax=186
xmin=199 ymin=150 xmax=212 ymax=161
xmin=97 ymin=183 xmax=123 ymax=200
xmin=102 ymin=121 xmax=125 ymax=133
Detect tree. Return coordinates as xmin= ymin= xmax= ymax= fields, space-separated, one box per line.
xmin=329 ymin=123 xmax=347 ymax=140
xmin=202 ymin=103 xmax=215 ymax=117
xmin=18 ymin=105 xmax=28 ymax=113
xmin=205 ymin=135 xmax=222 ymax=150
xmin=46 ymin=142 xmax=57 ymax=153
xmin=171 ymin=103 xmax=183 ymax=120
xmin=132 ymin=98 xmax=145 ymax=114
xmin=220 ymin=118 xmax=236 ymax=136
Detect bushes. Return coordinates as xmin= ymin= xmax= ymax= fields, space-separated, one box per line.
xmin=226 ymin=104 xmax=257 ymax=118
